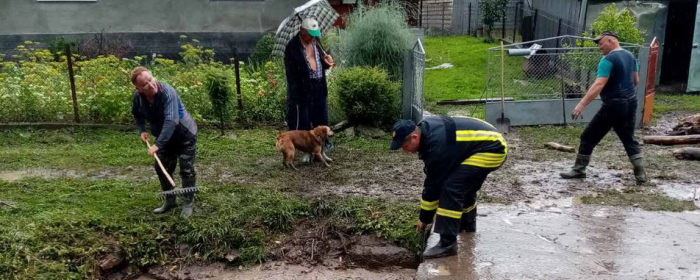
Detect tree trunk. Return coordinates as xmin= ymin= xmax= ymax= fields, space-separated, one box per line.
xmin=643 ymin=135 xmax=700 ymax=145
xmin=672 ymin=148 xmax=700 ymax=160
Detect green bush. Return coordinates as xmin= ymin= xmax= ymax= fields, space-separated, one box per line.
xmin=206 ymin=67 xmax=234 ymax=134
xmin=248 ymin=32 xmax=275 ymax=65
xmin=337 ymin=67 xmax=400 ymax=127
xmin=585 ymin=4 xmax=645 ymax=45
xmin=339 ymin=1 xmax=414 ymax=80
xmin=479 ymin=0 xmax=510 ymax=43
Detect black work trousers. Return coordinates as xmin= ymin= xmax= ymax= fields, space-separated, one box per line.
xmin=578 ymin=98 xmax=640 ymax=157
xmin=155 ymin=137 xmax=197 ymax=191
xmin=434 ymin=165 xmax=494 ymax=237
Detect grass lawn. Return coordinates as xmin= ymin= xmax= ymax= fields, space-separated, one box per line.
xmin=0 ymin=128 xmax=421 ymax=279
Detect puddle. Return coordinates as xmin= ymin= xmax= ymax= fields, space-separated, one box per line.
xmin=657 ymin=181 xmax=700 ymax=206
xmin=0 ymin=168 xmax=79 ymax=182
xmin=417 ymin=204 xmax=700 ymax=279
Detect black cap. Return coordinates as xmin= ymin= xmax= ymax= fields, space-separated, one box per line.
xmin=593 ymin=30 xmax=619 ymax=44
xmin=389 ymin=119 xmax=417 ymax=150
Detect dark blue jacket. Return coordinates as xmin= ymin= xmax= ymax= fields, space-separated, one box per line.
xmin=131 ymin=82 xmax=197 ymax=149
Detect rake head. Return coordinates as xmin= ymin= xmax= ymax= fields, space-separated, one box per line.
xmin=156 ymin=187 xmax=200 ymax=199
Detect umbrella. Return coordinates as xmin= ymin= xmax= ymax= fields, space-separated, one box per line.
xmin=271 ymin=0 xmax=339 ymax=57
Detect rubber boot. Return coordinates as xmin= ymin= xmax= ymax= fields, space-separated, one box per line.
xmin=629 ymin=154 xmax=647 ymax=184
xmin=180 ymin=177 xmax=196 ymax=218
xmin=460 ymin=207 xmax=477 ymax=233
xmin=423 ymin=234 xmax=458 ymax=259
xmin=153 ymin=195 xmax=176 ymax=214
xmin=560 ymin=154 xmax=590 ymax=179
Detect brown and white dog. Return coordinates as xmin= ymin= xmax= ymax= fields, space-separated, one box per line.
xmin=275 ymin=126 xmax=334 ymax=170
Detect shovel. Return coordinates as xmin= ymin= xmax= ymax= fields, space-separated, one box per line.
xmin=146 ymin=140 xmax=199 ymax=199
xmin=496 ymin=41 xmax=511 ymax=133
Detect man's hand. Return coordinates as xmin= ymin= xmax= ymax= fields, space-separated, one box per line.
xmin=323 ymin=54 xmax=335 ymax=67
xmin=572 ymin=103 xmax=586 ymax=120
xmin=148 ymin=145 xmax=159 ymax=157
xmin=416 ymin=220 xmax=426 ymax=232
xmin=140 ymin=132 xmax=149 ymax=144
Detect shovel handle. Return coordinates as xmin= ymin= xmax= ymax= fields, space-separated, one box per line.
xmin=146 ymin=141 xmax=176 ymax=187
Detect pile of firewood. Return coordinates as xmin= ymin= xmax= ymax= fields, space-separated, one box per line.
xmin=668 ymin=114 xmax=700 ymax=136
xmin=644 ymin=114 xmax=700 ymax=160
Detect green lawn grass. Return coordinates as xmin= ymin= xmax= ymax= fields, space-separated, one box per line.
xmin=0 ymin=128 xmax=420 ymax=279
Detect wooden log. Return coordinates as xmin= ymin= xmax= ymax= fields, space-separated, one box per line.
xmin=544 ymin=142 xmax=576 ymax=153
xmin=672 ymin=148 xmax=700 ymax=160
xmin=643 ymin=135 xmax=700 ymax=145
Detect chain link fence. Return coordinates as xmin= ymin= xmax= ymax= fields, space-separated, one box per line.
xmin=424 ymin=0 xmax=582 ymax=46
xmin=484 ymin=36 xmax=643 ymax=101
xmin=402 ymin=39 xmax=426 ymax=123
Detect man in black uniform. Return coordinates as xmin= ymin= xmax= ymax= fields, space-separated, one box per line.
xmin=390 ymin=116 xmax=508 ymax=259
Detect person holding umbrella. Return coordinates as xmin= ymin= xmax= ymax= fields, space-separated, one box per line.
xmin=283 ymin=17 xmax=335 ymax=161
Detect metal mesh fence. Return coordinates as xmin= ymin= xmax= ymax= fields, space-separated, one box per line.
xmin=484 ymin=36 xmax=643 ymax=101
xmin=402 ymin=39 xmax=426 ymax=123
xmin=428 ymin=0 xmax=582 ymax=45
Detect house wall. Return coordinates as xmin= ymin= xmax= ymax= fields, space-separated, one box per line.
xmin=0 ymin=0 xmax=307 ymax=61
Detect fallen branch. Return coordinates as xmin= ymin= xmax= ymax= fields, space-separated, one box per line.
xmin=672 ymin=148 xmax=700 ymax=160
xmin=643 ymin=135 xmax=700 ymax=145
xmin=544 ymin=142 xmax=575 ymax=153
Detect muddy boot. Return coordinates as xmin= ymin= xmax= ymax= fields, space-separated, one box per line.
xmin=560 ymin=154 xmax=590 ymax=179
xmin=460 ymin=207 xmax=477 ymax=233
xmin=423 ymin=234 xmax=457 ymax=259
xmin=153 ymin=195 xmax=176 ymax=214
xmin=180 ymin=177 xmax=196 ymax=218
xmin=629 ymin=154 xmax=647 ymax=184
xmin=181 ymin=194 xmax=194 ymax=218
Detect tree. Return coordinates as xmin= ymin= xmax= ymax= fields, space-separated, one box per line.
xmin=583 ymin=4 xmax=645 ymax=45
xmin=479 ymin=0 xmax=510 ymax=43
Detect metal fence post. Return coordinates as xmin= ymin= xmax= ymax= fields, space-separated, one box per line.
xmin=65 ymin=45 xmax=80 ymax=123
xmin=513 ymin=3 xmax=518 ymax=42
xmin=533 ymin=9 xmax=539 ymax=38
xmin=502 ymin=9 xmax=506 ymax=40
xmin=468 ymin=2 xmax=472 ymax=36
xmin=442 ymin=2 xmax=446 ymax=34
xmin=233 ymin=48 xmax=243 ymax=116
xmin=419 ymin=0 xmax=423 ymax=28
xmin=557 ymin=18 xmax=563 ymax=47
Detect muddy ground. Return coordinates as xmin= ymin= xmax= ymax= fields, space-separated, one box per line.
xmin=2 ymin=113 xmax=699 ymax=279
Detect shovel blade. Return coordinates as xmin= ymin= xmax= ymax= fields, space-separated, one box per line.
xmin=496 ymin=118 xmax=511 ymax=133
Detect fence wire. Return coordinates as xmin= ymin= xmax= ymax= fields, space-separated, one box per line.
xmin=485 ymin=39 xmax=643 ymax=101
xmin=424 ymin=0 xmax=583 ymax=45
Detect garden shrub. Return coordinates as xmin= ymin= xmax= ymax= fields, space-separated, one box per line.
xmin=339 ymin=1 xmax=414 ymax=80
xmin=336 ymin=67 xmax=400 ymax=127
xmin=248 ymin=32 xmax=276 ymax=65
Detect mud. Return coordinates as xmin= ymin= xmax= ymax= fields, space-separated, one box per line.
xmin=134 ymin=263 xmax=414 ymax=280
xmin=0 ymin=167 xmax=152 ymax=182
xmin=417 ymin=203 xmax=700 ymax=279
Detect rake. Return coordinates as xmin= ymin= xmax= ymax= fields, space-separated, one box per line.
xmin=146 ymin=141 xmax=199 ymax=199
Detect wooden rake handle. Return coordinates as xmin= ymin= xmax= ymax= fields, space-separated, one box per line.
xmin=146 ymin=141 xmax=176 ymax=187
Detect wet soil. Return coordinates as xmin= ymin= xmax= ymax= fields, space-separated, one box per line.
xmin=418 ymin=202 xmax=700 ymax=279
